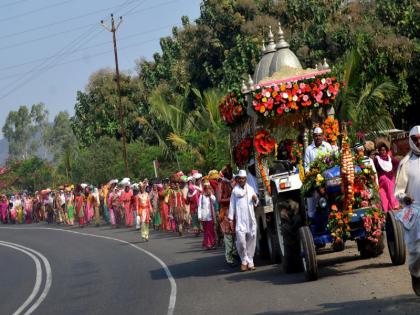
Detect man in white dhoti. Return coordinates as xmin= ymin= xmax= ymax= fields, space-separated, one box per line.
xmin=303 ymin=127 xmax=335 ymax=218
xmin=228 ymin=170 xmax=259 ymax=271
xmin=394 ymin=125 xmax=420 ymax=296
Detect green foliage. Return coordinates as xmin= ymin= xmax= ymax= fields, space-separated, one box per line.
xmin=0 ymin=157 xmax=53 ymax=193
xmin=2 ymin=103 xmax=49 ymax=159
xmin=71 ymin=69 xmax=146 ymax=146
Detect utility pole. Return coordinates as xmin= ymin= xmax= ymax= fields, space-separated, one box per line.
xmin=101 ymin=14 xmax=129 ymax=176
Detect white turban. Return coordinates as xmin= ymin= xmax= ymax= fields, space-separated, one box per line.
xmin=409 ymin=126 xmax=420 ymax=156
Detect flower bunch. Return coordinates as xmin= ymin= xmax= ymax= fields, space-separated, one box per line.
xmin=254 ymin=130 xmax=276 ymax=155
xmin=322 ymin=117 xmax=339 ymax=144
xmin=363 ymin=208 xmax=385 ymax=243
xmin=328 ymin=204 xmax=351 ymax=244
xmin=233 ymin=136 xmax=252 ymax=167
xmin=251 ymin=77 xmax=341 ymax=118
xmin=290 ymin=142 xmax=303 ymax=164
xmin=300 ymin=152 xmax=340 ymax=197
xmin=219 ymin=89 xmax=246 ymax=125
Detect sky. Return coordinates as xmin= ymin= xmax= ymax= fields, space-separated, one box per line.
xmin=0 ymin=0 xmax=202 ymax=137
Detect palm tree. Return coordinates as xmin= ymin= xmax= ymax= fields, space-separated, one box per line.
xmin=137 ymin=86 xmax=195 ymax=157
xmin=334 ymin=49 xmax=397 ymax=138
xmin=139 ymin=85 xmax=229 ymax=170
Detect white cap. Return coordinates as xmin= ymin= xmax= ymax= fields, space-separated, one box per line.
xmin=238 ymin=170 xmax=247 ymax=177
xmin=187 ymin=176 xmax=193 ymax=182
xmin=193 ymin=173 xmax=202 ymax=179
xmin=110 ymin=179 xmax=118 ymax=184
xmin=80 ymin=184 xmax=87 ymax=189
xmin=313 ymin=127 xmax=323 ymax=134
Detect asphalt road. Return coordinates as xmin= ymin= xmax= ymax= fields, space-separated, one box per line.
xmin=0 ymin=224 xmax=419 ymax=315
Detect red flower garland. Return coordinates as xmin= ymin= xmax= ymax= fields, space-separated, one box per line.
xmin=233 ymin=136 xmax=252 ymax=167
xmin=219 ymin=89 xmax=246 ymax=125
xmin=251 ymin=77 xmax=341 ymax=118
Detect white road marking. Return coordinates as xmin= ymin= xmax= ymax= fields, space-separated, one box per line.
xmin=1 ymin=241 xmax=53 ymax=315
xmin=0 ymin=227 xmax=177 ymax=315
xmin=0 ymin=241 xmax=44 ymax=315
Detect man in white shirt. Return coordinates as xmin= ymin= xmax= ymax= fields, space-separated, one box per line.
xmin=228 ymin=170 xmax=259 ymax=271
xmin=304 ymin=127 xmax=336 ymax=218
xmin=304 ymin=127 xmax=334 ymax=172
xmin=394 ymin=125 xmax=420 ymax=296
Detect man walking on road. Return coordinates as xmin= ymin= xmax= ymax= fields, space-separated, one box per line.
xmin=228 ymin=170 xmax=258 ymax=272
xmin=394 ymin=125 xmax=420 ymax=296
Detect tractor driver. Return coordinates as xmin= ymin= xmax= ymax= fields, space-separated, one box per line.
xmin=304 ymin=127 xmax=336 ymax=218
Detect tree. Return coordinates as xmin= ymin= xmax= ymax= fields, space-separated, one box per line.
xmin=2 ymin=103 xmax=49 ymax=159
xmin=0 ymin=157 xmax=53 ymax=193
xmin=334 ymin=50 xmax=397 ymax=138
xmin=141 ymin=85 xmax=230 ymax=172
xmin=71 ymin=68 xmax=147 ymax=146
xmin=45 ymin=111 xmax=78 ymax=181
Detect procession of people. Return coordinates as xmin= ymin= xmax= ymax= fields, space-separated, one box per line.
xmin=0 ymin=166 xmax=260 ymax=272
xmin=0 ymin=127 xmax=419 ymax=281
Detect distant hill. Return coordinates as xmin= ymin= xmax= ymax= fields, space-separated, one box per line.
xmin=0 ymin=138 xmax=8 ymax=165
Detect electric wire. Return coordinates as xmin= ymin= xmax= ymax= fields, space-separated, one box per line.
xmin=0 ymin=0 xmax=32 ymax=9
xmin=0 ymin=0 xmax=74 ymax=23
xmin=0 ymin=0 xmax=148 ymax=100
xmin=0 ymin=0 xmax=141 ymax=39
xmin=0 ymin=23 xmax=177 ymax=73
xmin=0 ymin=2 xmax=131 ymax=99
xmin=0 ymin=0 xmax=179 ymax=50
xmin=0 ymin=37 xmax=160 ymax=81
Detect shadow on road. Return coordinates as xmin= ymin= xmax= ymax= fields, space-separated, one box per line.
xmin=254 ymin=295 xmax=420 ymax=314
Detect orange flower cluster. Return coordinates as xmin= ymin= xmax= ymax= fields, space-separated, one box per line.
xmin=254 ymin=130 xmax=276 ymax=155
xmin=328 ymin=204 xmax=351 ymax=243
xmin=322 ymin=117 xmax=339 ymax=144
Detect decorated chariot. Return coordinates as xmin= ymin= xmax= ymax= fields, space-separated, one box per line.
xmin=219 ymin=24 xmax=406 ymax=281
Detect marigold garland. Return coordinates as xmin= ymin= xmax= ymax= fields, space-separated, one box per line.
xmin=257 ymin=155 xmax=271 ymax=195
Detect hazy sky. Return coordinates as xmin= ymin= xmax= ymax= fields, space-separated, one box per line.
xmin=0 ymin=0 xmax=202 ymax=136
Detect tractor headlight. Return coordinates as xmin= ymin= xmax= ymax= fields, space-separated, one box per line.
xmin=318 ymin=197 xmax=327 ymax=209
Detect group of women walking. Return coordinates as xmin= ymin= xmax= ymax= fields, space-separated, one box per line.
xmin=0 ymin=166 xmax=237 ymax=255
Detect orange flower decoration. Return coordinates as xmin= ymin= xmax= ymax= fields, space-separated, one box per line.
xmin=322 ymin=117 xmax=339 ymax=144
xmin=254 ymin=130 xmax=276 ymax=155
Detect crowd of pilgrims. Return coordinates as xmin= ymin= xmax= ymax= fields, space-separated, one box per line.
xmin=0 ymin=166 xmax=245 ymax=267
